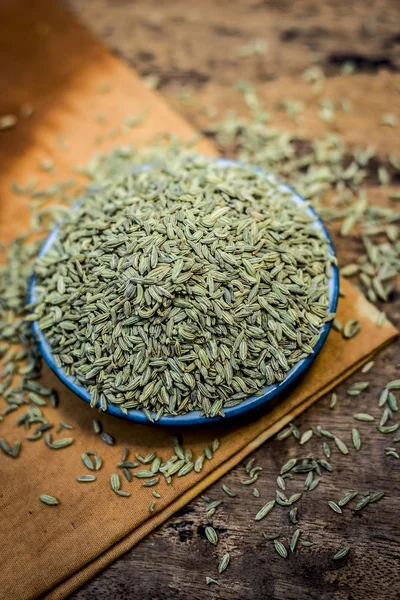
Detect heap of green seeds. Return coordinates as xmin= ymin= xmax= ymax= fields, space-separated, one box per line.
xmin=31 ymin=155 xmax=333 ymax=418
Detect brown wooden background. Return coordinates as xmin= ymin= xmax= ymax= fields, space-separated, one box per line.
xmin=29 ymin=1 xmax=400 ymax=598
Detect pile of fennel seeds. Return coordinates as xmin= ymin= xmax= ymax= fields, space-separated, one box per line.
xmin=31 ymin=153 xmax=334 ymax=419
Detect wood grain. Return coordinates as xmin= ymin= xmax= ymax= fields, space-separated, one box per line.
xmin=61 ymin=1 xmax=400 ymax=599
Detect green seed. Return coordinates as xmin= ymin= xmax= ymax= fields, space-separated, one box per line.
xmin=341 ymin=264 xmax=359 ymax=277
xmin=289 ymin=507 xmax=298 ymax=524
xmin=194 ymin=455 xmax=205 ymax=473
xmin=277 ymin=476 xmax=286 ymax=491
xmin=119 ymin=461 xmax=138 ymax=469
xmin=387 ymin=380 xmax=400 ymax=391
xmin=273 ymin=540 xmax=288 ymax=558
xmin=280 ymin=458 xmax=297 ymax=475
xmin=319 ymin=459 xmax=333 ymax=472
xmin=361 ymin=361 xmax=374 ymax=374
xmin=300 ymin=430 xmax=313 ymax=445
xmin=81 ymin=453 xmax=95 ymax=470
xmin=351 ymin=429 xmax=361 ymax=450
xmin=110 ymin=473 xmax=121 ymax=492
xmin=342 ymin=320 xmax=361 ymax=339
xmin=255 ymin=500 xmax=275 ymax=521
xmin=290 ymin=529 xmax=301 ymax=552
xmin=44 ymin=434 xmax=74 ymax=449
xmin=379 ymin=388 xmax=389 ymax=407
xmin=277 ymin=425 xmax=293 ymax=440
xmin=334 ymin=437 xmax=349 ymax=455
xmin=338 ymin=491 xmax=358 ymax=507
xmin=376 ymin=312 xmax=386 ymax=327
xmin=143 ymin=477 xmax=160 ymax=487
xmin=329 ymin=393 xmax=337 ymax=409
xmin=328 ymin=501 xmax=342 ymax=514
xmin=240 ymin=475 xmax=259 ymax=485
xmin=322 ymin=441 xmax=331 ymax=458
xmin=304 ymin=471 xmax=313 ymax=491
xmin=116 ymin=490 xmax=131 ymax=497
xmin=135 ymin=470 xmax=155 ymax=479
xmin=263 ymin=532 xmax=281 ymax=540
xmin=0 ymin=114 xmax=17 ymax=130
xmin=212 ymin=438 xmax=220 ymax=452
xmin=101 ymin=432 xmax=115 ymax=446
xmin=319 ymin=428 xmax=335 ymax=440
xmin=377 ymin=423 xmax=399 ymax=434
xmin=39 ymin=494 xmax=59 ymax=505
xmin=76 ymin=475 xmax=96 ymax=482
xmin=93 ymin=419 xmax=102 ymax=434
xmin=354 ymin=495 xmax=370 ymax=511
xmin=333 ymin=546 xmax=350 ymax=560
xmin=308 ymin=478 xmax=320 ymax=491
xmin=288 ymin=493 xmax=302 ymax=504
xmin=369 ymin=491 xmax=384 ymax=503
xmin=222 ymin=484 xmax=236 ymax=497
xmin=353 ymin=413 xmax=375 ymax=422
xmin=205 ymin=526 xmax=218 ymax=545
xmin=218 ymin=553 xmax=230 ymax=573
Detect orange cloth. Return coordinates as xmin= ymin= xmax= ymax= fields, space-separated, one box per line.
xmin=0 ymin=2 xmax=397 ymax=599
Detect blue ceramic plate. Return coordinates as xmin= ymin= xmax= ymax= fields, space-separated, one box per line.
xmin=29 ymin=158 xmax=339 ymax=427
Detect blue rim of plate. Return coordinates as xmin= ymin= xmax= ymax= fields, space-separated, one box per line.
xmin=29 ymin=157 xmax=339 ymax=427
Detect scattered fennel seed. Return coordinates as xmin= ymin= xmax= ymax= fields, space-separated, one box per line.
xmin=379 ymin=114 xmax=398 ymax=127
xmin=342 ymin=320 xmax=361 ymax=339
xmin=352 ymin=429 xmax=361 ymax=450
xmin=255 ymin=500 xmax=275 ymax=521
xmin=334 ymin=437 xmax=349 ymax=455
xmin=300 ymin=430 xmax=313 ymax=445
xmin=222 ymin=484 xmax=236 ymax=497
xmin=280 ymin=459 xmax=297 ymax=475
xmin=338 ymin=491 xmax=358 ymax=507
xmin=328 ymin=501 xmax=342 ymax=514
xmin=76 ymin=475 xmax=96 ymax=482
xmin=273 ymin=540 xmax=288 ymax=558
xmin=333 ymin=546 xmax=350 ymax=560
xmin=329 ymin=393 xmax=337 ymax=409
xmin=354 ymin=496 xmax=370 ymax=511
xmin=290 ymin=529 xmax=301 ymax=552
xmin=39 ymin=494 xmax=59 ymax=506
xmin=289 ymin=507 xmax=298 ymax=524
xmin=218 ymin=553 xmax=230 ymax=573
xmin=205 ymin=526 xmax=218 ymax=545
xmin=353 ymin=413 xmax=375 ymax=422
xmin=0 ymin=114 xmax=17 ymax=130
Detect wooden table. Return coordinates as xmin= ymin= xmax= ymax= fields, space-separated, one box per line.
xmin=61 ymin=1 xmax=400 ymax=598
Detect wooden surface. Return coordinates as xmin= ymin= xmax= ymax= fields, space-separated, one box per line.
xmin=7 ymin=0 xmax=400 ymax=598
